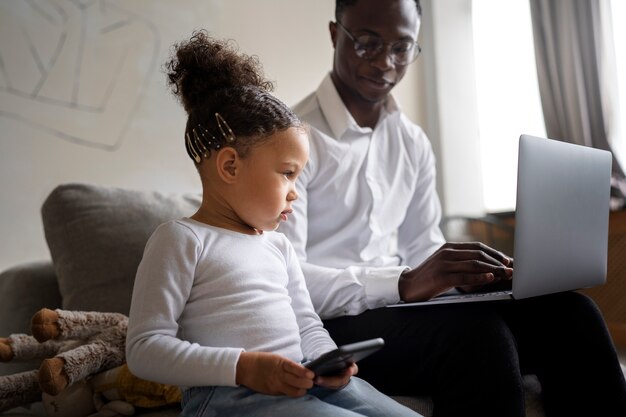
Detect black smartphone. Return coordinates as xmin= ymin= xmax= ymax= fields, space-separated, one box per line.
xmin=304 ymin=338 xmax=385 ymax=376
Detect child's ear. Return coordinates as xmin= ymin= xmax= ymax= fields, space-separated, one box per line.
xmin=215 ymin=147 xmax=239 ymax=183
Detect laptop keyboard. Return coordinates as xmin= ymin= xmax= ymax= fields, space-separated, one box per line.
xmin=436 ymin=290 xmax=513 ymax=301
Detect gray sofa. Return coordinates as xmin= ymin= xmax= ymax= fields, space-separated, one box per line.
xmin=0 ymin=183 xmax=546 ymax=416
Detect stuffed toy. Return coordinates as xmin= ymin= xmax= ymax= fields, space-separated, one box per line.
xmin=41 ymin=363 xmax=182 ymax=417
xmin=0 ymin=308 xmax=181 ymax=416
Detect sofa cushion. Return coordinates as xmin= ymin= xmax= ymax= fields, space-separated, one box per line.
xmin=41 ymin=183 xmax=201 ymax=314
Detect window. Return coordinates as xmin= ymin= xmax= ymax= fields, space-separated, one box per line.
xmin=611 ymin=0 xmax=626 ymax=169
xmin=471 ymin=0 xmax=546 ymax=212
xmin=471 ymin=0 xmax=626 ymax=212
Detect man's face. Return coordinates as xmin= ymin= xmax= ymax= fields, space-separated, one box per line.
xmin=331 ymin=0 xmax=420 ymax=105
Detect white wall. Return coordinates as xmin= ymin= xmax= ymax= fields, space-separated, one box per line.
xmin=0 ymin=0 xmax=426 ymax=270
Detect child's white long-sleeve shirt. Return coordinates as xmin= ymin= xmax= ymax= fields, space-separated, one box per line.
xmin=126 ymin=218 xmax=336 ymax=388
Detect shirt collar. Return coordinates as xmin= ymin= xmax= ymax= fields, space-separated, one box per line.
xmin=316 ymin=73 xmax=401 ymax=140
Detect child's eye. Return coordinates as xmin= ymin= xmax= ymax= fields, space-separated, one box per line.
xmin=283 ymin=171 xmax=295 ymax=179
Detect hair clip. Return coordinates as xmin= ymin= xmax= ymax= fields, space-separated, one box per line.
xmin=185 ymin=113 xmax=237 ymax=163
xmin=185 ymin=132 xmax=202 ymax=163
xmin=215 ymin=112 xmax=236 ymax=143
xmin=193 ymin=127 xmax=211 ymax=158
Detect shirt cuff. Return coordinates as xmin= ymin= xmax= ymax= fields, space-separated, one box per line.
xmin=363 ymin=266 xmax=409 ymax=309
xmin=229 ymin=348 xmax=245 ymax=387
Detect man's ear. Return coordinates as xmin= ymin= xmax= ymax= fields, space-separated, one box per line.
xmin=215 ymin=147 xmax=239 ymax=183
xmin=329 ymin=21 xmax=338 ymax=48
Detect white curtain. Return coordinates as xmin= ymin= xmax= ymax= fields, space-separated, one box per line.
xmin=529 ymin=0 xmax=626 ymax=209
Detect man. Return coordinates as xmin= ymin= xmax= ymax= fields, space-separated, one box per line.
xmin=279 ymin=0 xmax=626 ymax=415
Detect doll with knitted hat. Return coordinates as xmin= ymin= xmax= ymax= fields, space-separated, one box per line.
xmin=0 ymin=308 xmax=181 ymax=416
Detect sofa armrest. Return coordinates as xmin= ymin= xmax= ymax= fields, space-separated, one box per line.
xmin=0 ymin=261 xmax=61 ymax=377
xmin=0 ymin=261 xmax=61 ymax=336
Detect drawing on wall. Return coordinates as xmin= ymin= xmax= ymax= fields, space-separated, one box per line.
xmin=0 ymin=0 xmax=160 ymax=150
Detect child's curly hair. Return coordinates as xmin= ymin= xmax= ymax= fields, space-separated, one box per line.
xmin=165 ymin=30 xmax=303 ymax=161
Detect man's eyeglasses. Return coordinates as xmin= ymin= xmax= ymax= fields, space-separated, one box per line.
xmin=336 ymin=21 xmax=421 ymax=66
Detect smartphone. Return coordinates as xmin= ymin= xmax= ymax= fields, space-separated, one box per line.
xmin=304 ymin=338 xmax=385 ymax=376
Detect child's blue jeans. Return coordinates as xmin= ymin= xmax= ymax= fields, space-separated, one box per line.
xmin=180 ymin=376 xmax=423 ymax=417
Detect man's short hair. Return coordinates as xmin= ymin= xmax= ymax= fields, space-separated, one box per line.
xmin=335 ymin=0 xmax=422 ymax=21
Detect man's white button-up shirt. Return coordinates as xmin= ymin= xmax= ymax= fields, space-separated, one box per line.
xmin=279 ymin=74 xmax=445 ymax=319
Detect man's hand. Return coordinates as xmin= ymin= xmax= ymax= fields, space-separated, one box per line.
xmin=236 ymin=351 xmax=315 ymax=397
xmin=398 ymin=242 xmax=513 ymax=302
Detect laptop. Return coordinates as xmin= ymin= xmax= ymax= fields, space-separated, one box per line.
xmin=389 ymin=134 xmax=612 ymax=307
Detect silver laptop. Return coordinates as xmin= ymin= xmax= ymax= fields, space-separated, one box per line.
xmin=389 ymin=134 xmax=612 ymax=307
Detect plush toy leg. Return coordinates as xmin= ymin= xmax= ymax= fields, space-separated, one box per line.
xmin=0 ymin=338 xmax=13 ymax=361
xmin=38 ymin=357 xmax=69 ymax=396
xmin=39 ymin=340 xmax=125 ymax=396
xmin=36 ymin=309 xmax=128 ymax=341
xmin=0 ymin=334 xmax=63 ymax=362
xmin=0 ymin=369 xmax=41 ymax=412
xmin=31 ymin=308 xmax=61 ymax=343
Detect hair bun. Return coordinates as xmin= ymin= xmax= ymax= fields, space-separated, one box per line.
xmin=166 ymin=30 xmax=273 ymax=113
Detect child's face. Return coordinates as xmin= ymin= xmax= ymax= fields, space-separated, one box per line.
xmin=234 ymin=127 xmax=309 ymax=232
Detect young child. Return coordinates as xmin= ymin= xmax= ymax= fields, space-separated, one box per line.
xmin=125 ymin=30 xmax=422 ymax=417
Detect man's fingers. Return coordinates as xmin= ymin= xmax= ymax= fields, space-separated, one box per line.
xmin=442 ymin=242 xmax=511 ymax=266
xmin=455 ymin=272 xmax=496 ymax=287
xmin=452 ymin=266 xmax=514 ymax=287
xmin=441 ymin=258 xmax=513 ymax=277
xmin=442 ymin=247 xmax=506 ymax=266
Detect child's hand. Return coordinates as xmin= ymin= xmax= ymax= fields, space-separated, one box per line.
xmin=313 ymin=362 xmax=358 ymax=390
xmin=236 ymin=351 xmax=315 ymax=397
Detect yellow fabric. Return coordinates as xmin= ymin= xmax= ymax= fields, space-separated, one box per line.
xmin=95 ymin=364 xmax=182 ymax=407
